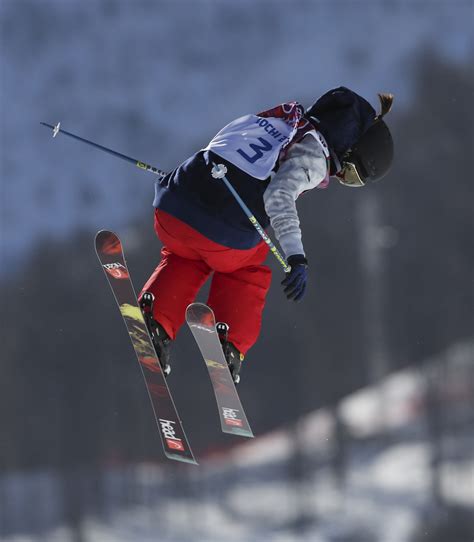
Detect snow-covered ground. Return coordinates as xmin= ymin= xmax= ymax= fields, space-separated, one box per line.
xmin=2 ymin=341 xmax=472 ymax=542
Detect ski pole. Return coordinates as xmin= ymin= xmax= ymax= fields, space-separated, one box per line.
xmin=40 ymin=122 xmax=167 ymax=178
xmin=211 ymin=163 xmax=291 ymax=273
xmin=41 ymin=122 xmax=290 ymax=273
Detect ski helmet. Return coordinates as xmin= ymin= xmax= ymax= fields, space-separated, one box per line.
xmin=336 ymin=93 xmax=394 ymax=187
xmin=306 ymin=87 xmax=394 ymax=187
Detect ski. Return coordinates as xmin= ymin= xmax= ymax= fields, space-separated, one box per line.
xmin=186 ymin=303 xmax=254 ymax=438
xmin=95 ymin=230 xmax=197 ymax=465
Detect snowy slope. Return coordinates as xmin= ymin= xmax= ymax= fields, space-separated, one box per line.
xmin=1 ymin=0 xmax=472 ymax=273
xmin=2 ymin=341 xmax=472 ymax=542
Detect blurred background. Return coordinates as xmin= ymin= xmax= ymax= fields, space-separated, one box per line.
xmin=1 ymin=1 xmax=473 ymax=541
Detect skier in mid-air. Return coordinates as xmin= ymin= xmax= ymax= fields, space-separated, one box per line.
xmin=139 ymin=86 xmax=394 ymax=383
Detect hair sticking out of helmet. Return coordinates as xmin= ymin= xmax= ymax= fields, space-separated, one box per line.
xmin=336 ymin=92 xmax=395 ymax=187
xmin=375 ymin=93 xmax=394 ymax=120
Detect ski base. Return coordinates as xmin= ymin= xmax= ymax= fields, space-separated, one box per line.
xmin=186 ymin=303 xmax=254 ymax=439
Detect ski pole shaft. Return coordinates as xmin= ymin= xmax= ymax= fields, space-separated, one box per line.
xmin=40 ymin=122 xmax=167 ymax=177
xmin=41 ymin=122 xmax=290 ymax=272
xmin=211 ymin=163 xmax=291 ymax=273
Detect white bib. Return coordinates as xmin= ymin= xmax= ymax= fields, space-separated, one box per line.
xmin=204 ymin=114 xmax=297 ymax=180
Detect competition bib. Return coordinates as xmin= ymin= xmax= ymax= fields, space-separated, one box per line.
xmin=204 ymin=114 xmax=297 ymax=180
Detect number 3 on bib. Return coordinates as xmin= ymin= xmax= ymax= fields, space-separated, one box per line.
xmin=237 ymin=137 xmax=273 ymax=164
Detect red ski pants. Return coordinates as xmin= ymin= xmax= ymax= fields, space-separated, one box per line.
xmin=140 ymin=210 xmax=272 ymax=355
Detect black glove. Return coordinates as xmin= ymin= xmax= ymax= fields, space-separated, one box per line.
xmin=281 ymin=254 xmax=308 ymax=302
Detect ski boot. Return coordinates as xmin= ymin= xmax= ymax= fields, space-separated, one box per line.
xmin=140 ymin=291 xmax=172 ymax=376
xmin=216 ymin=322 xmax=244 ymax=385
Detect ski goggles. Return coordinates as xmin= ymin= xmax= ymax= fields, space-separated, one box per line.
xmin=336 ymin=161 xmax=366 ymax=187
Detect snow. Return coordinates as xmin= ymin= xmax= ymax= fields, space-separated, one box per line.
xmin=1 ymin=340 xmax=472 ymax=542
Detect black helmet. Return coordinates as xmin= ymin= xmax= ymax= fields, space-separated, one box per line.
xmin=306 ymin=87 xmax=394 ymax=187
xmin=337 ymin=93 xmax=394 ymax=187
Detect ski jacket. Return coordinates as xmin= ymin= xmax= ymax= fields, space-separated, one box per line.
xmin=263 ymin=133 xmax=329 ymax=258
xmin=153 ymin=103 xmax=330 ymax=255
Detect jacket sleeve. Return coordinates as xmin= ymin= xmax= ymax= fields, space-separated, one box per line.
xmin=263 ymin=134 xmax=328 ymax=258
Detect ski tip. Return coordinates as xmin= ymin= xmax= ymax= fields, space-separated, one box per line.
xmin=186 ymin=302 xmax=212 ymax=311
xmin=95 ymin=228 xmax=117 ymax=236
xmin=94 ymin=230 xmax=122 ymax=255
xmin=185 ymin=302 xmax=215 ymax=321
xmin=95 ymin=229 xmax=118 ymax=243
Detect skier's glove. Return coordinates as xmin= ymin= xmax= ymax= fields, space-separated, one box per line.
xmin=281 ymin=254 xmax=308 ymax=302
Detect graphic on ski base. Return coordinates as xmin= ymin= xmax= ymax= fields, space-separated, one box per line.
xmin=186 ymin=303 xmax=254 ymax=438
xmin=95 ymin=229 xmax=197 ymax=465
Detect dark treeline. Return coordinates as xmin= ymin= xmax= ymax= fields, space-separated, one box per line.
xmin=1 ymin=52 xmax=472 ymax=472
